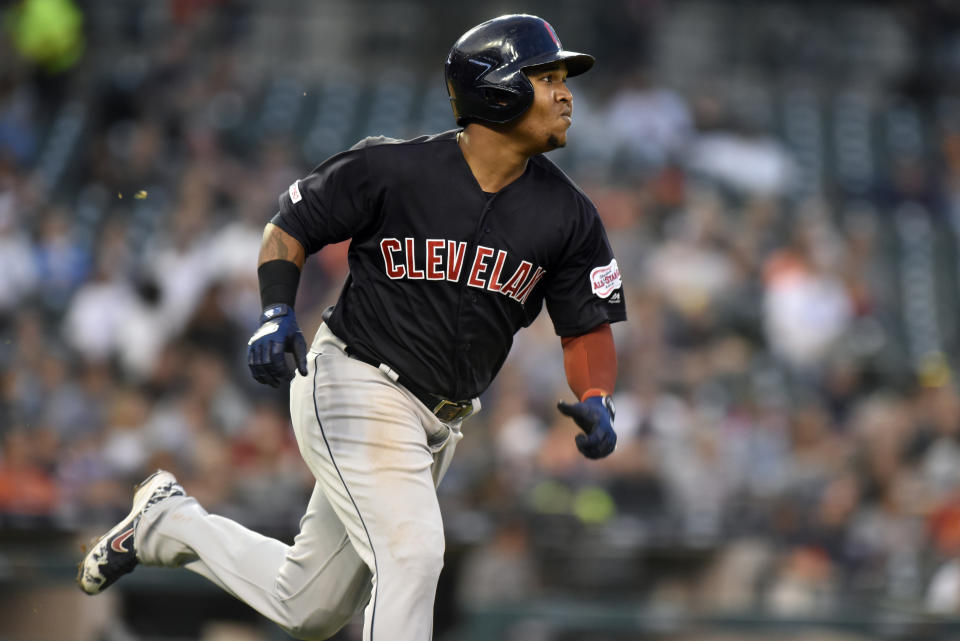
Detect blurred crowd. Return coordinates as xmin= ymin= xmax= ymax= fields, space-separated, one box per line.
xmin=4 ymin=0 xmax=960 ymax=636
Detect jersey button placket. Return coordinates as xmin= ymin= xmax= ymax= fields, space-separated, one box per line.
xmin=451 ymin=197 xmax=493 ymax=397
xmin=474 ymin=226 xmax=488 ymax=303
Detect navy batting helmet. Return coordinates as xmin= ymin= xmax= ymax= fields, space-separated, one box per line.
xmin=445 ymin=14 xmax=595 ymax=126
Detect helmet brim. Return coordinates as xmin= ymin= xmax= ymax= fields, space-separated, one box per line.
xmin=521 ymin=50 xmax=595 ymax=77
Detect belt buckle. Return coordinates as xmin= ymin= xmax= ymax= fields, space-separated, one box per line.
xmin=432 ymin=399 xmax=472 ymax=422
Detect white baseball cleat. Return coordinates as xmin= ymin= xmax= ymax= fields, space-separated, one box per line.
xmin=76 ymin=469 xmax=185 ymax=595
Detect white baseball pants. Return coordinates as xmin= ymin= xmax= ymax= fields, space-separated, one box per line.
xmin=135 ymin=323 xmax=468 ymax=641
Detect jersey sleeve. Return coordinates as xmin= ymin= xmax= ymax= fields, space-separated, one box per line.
xmin=270 ymin=146 xmax=376 ymax=255
xmin=544 ymin=199 xmax=627 ymax=336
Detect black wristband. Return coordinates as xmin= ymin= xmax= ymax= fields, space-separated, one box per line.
xmin=258 ymin=260 xmax=301 ymax=308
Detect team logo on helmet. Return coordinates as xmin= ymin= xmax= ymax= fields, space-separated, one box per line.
xmin=542 ymin=20 xmax=561 ymax=47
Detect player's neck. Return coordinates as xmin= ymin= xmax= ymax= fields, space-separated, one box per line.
xmin=457 ymin=126 xmax=529 ymax=193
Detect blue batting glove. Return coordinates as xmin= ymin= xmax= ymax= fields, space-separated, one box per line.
xmin=247 ymin=304 xmax=308 ymax=388
xmin=557 ymin=395 xmax=617 ymax=459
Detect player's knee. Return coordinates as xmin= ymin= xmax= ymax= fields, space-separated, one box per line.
xmin=282 ymin=606 xmax=353 ymax=641
xmin=384 ymin=519 xmax=445 ymax=577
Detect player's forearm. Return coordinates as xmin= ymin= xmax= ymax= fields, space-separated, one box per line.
xmin=257 ymin=223 xmax=306 ymax=308
xmin=561 ymin=323 xmax=617 ymax=400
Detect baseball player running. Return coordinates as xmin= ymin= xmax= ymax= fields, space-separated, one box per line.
xmin=78 ymin=14 xmax=626 ymax=641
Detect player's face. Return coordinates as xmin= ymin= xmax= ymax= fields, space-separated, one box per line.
xmin=512 ymin=63 xmax=573 ymax=152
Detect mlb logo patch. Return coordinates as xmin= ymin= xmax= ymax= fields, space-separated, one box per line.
xmin=590 ymin=259 xmax=622 ymax=298
xmin=289 ymin=180 xmax=302 ymax=204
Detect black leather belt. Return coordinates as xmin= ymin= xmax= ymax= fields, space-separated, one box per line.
xmin=343 ymin=346 xmax=474 ymax=423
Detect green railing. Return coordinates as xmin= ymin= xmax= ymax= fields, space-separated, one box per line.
xmin=448 ymin=600 xmax=960 ymax=641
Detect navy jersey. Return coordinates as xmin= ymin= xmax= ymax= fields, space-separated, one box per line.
xmin=272 ymin=130 xmax=626 ymax=400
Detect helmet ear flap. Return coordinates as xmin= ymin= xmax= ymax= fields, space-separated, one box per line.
xmin=480 ymin=86 xmax=519 ymax=109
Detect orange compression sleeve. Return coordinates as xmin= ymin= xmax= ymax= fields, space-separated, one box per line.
xmin=561 ymin=323 xmax=617 ymax=401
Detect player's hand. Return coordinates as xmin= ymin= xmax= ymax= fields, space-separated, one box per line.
xmin=557 ymin=395 xmax=617 ymax=459
xmin=247 ymin=304 xmax=308 ymax=387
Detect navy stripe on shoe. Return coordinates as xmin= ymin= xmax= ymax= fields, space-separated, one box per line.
xmin=311 ymin=353 xmax=379 ymax=640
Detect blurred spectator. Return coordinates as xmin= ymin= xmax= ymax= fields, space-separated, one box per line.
xmin=0 ymin=185 xmax=37 ymax=316
xmin=927 ymin=487 xmax=960 ymax=614
xmin=603 ymin=69 xmax=694 ymax=169
xmin=60 ymin=261 xmax=143 ymax=369
xmin=654 ymin=394 xmax=734 ymax=542
xmin=926 ymin=556 xmax=960 ymax=614
xmin=686 ymin=128 xmax=796 ymax=196
xmin=34 ymin=208 xmax=91 ymax=313
xmin=0 ymin=428 xmax=59 ymax=520
xmin=762 ymin=210 xmax=854 ymax=375
xmin=456 ymin=513 xmax=539 ymax=610
xmin=228 ymin=402 xmax=310 ymax=530
xmin=0 ymin=69 xmax=38 ymax=164
xmin=686 ymin=95 xmax=796 ymax=196
xmin=142 ymin=203 xmax=216 ymax=333
xmin=698 ymin=537 xmax=773 ymax=612
xmin=2 ymin=307 xmax=52 ymax=423
xmin=646 ymin=188 xmax=737 ymax=338
xmin=99 ymin=387 xmax=152 ymax=477
xmin=916 ymin=385 xmax=960 ymax=505
xmin=766 ymin=546 xmax=838 ymax=616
